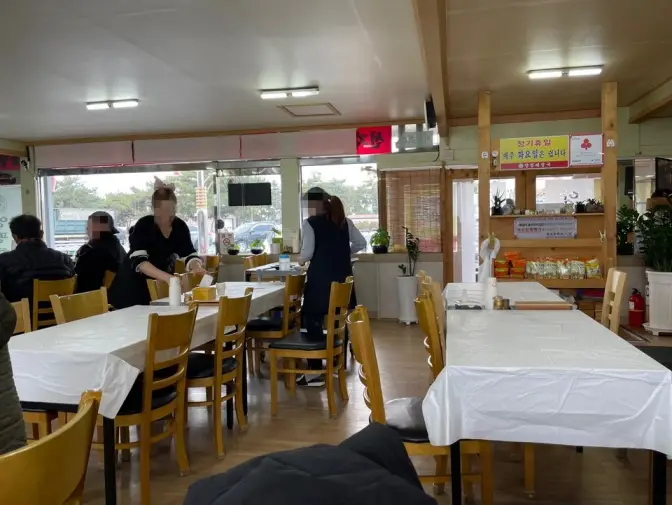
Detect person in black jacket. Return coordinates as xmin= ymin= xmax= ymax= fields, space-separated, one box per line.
xmin=74 ymin=211 xmax=126 ymax=293
xmin=0 ymin=214 xmax=74 ymax=303
xmin=108 ymin=181 xmax=206 ymax=309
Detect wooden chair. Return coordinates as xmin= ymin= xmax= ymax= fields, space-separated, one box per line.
xmin=50 ymin=287 xmax=109 ymax=325
xmin=32 ymin=277 xmax=77 ymax=330
xmin=186 ymin=290 xmax=253 ymax=458
xmin=601 ymin=268 xmax=628 ymax=334
xmin=268 ymin=278 xmax=352 ymax=418
xmin=205 ymin=255 xmax=221 ymax=275
xmin=244 ymin=253 xmax=269 ymax=280
xmin=97 ymin=307 xmax=197 ymax=505
xmin=416 ymin=270 xmax=427 ymax=291
xmin=147 ymin=278 xmax=170 ymax=301
xmin=0 ymin=391 xmax=101 ymax=505
xmin=103 ymin=270 xmax=116 ymax=289
xmin=178 ymin=273 xmax=205 ymax=292
xmin=175 ymin=258 xmax=187 ymax=274
xmin=416 ymin=294 xmax=494 ymax=502
xmin=11 ymin=298 xmax=57 ymax=440
xmin=246 ymin=273 xmax=306 ymax=376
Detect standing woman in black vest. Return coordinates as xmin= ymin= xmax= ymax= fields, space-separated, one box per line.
xmin=297 ymin=188 xmax=366 ymax=387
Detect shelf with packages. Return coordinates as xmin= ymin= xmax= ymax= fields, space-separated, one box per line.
xmin=490 ymin=213 xmax=604 ymax=218
xmin=497 ymin=278 xmax=606 ymax=289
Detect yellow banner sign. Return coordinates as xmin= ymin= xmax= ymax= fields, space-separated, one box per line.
xmin=499 ymin=135 xmax=569 ymax=170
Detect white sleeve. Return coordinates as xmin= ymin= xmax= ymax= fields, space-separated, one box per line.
xmin=347 ymin=219 xmax=367 ymax=253
xmin=299 ymin=220 xmax=315 ymax=262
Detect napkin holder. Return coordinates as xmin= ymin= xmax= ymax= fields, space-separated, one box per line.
xmin=192 ymin=286 xmax=217 ymax=301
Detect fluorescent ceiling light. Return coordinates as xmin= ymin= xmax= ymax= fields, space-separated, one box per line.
xmin=260 ymin=87 xmax=319 ymax=100
xmin=86 ymin=102 xmax=110 ymax=110
xmin=568 ymin=66 xmax=603 ymax=77
xmin=528 ymin=70 xmax=563 ymax=80
xmin=112 ymin=99 xmax=139 ymax=109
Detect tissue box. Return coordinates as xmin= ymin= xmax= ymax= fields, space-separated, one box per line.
xmin=192 ymin=286 xmax=216 ymax=301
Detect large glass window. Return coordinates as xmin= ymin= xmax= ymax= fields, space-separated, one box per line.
xmin=42 ymin=170 xmax=216 ymax=257
xmin=536 ymin=174 xmax=601 ymax=212
xmin=301 ymin=163 xmax=378 ymax=252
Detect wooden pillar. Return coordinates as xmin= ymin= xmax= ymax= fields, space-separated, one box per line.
xmin=441 ymin=164 xmax=453 ymax=284
xmin=601 ymin=82 xmax=618 ymax=268
xmin=378 ymin=170 xmax=387 ymax=232
xmin=478 ymin=91 xmax=492 ymax=243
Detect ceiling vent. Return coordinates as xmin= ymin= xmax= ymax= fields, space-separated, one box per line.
xmin=279 ymin=103 xmax=341 ymax=118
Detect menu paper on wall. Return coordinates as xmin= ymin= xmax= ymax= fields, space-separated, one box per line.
xmin=0 ymin=185 xmax=21 ymax=252
xmin=570 ymin=134 xmax=603 ymax=167
xmin=514 ymin=216 xmax=577 ymax=239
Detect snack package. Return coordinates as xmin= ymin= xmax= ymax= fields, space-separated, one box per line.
xmin=494 ymin=267 xmax=509 ymax=278
xmin=526 ymin=260 xmax=542 ymax=280
xmin=543 ymin=258 xmax=559 ymax=279
xmin=568 ymin=260 xmax=585 ymax=279
xmin=557 ymin=259 xmax=570 ymax=280
xmin=585 ymin=258 xmax=602 ymax=279
xmin=494 ymin=259 xmax=509 ymax=268
xmin=504 ymin=252 xmax=521 ymax=261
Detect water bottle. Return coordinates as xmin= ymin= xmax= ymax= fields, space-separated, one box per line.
xmin=279 ymin=254 xmax=290 ymax=271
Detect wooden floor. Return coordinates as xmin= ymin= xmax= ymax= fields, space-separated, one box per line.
xmin=80 ymin=320 xmax=662 ymax=505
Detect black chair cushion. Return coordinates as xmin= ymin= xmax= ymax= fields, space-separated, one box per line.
xmin=379 ymin=397 xmax=430 ymax=444
xmin=118 ymin=369 xmax=178 ymax=416
xmin=268 ymin=330 xmax=343 ymax=351
xmin=247 ymin=316 xmax=283 ymax=332
xmin=186 ymin=353 xmax=238 ymax=380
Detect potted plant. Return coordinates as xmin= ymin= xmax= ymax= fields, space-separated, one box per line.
xmin=250 ymin=239 xmax=265 ymax=255
xmin=270 ymin=227 xmax=282 ymax=254
xmin=637 ymin=204 xmax=672 ymax=333
xmin=585 ymin=198 xmax=604 ymax=213
xmin=370 ymin=228 xmax=390 ymax=254
xmin=396 ymin=227 xmax=420 ymax=325
xmin=491 ymin=190 xmax=504 ymax=216
xmin=574 ymin=200 xmax=587 ymax=214
xmin=227 ymin=243 xmax=240 ymax=256
xmin=617 ymin=205 xmax=639 ymax=256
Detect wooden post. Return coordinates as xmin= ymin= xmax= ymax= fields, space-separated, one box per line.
xmin=441 ymin=164 xmax=453 ymax=284
xmin=478 ymin=91 xmax=492 ymax=244
xmin=602 ymin=82 xmax=618 ymax=267
xmin=378 ymin=170 xmax=387 ymax=232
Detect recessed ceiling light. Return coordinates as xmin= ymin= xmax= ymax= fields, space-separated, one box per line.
xmin=112 ymin=99 xmax=139 ymax=109
xmin=86 ymin=102 xmax=111 ymax=110
xmin=528 ymin=70 xmax=564 ymax=80
xmin=260 ymin=87 xmax=319 ymax=100
xmin=568 ymin=66 xmax=603 ymax=77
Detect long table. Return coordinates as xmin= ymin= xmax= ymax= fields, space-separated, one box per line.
xmin=443 ymin=280 xmax=563 ymax=306
xmin=9 ymin=282 xmax=284 ymax=505
xmin=426 ymin=283 xmax=672 ymax=504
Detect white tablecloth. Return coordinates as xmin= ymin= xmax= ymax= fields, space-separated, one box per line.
xmin=422 ymin=309 xmax=672 ymax=455
xmin=443 ymin=281 xmax=563 ymax=307
xmin=9 ymin=283 xmax=285 ymax=418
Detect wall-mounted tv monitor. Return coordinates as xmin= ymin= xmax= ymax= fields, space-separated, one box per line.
xmin=655 ymin=158 xmax=672 ymax=192
xmin=227 ymin=182 xmax=272 ymax=206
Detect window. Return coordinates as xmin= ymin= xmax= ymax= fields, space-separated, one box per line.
xmin=536 ymin=174 xmax=600 ymax=212
xmin=215 ymin=168 xmax=282 ymax=252
xmin=42 ymin=170 xmax=215 ymax=257
xmin=301 ymin=163 xmax=378 ymax=252
xmin=384 ymin=169 xmax=441 ymax=252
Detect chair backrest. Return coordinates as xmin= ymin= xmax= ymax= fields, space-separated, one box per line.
xmin=12 ymin=298 xmax=31 ymax=335
xmin=103 ymin=270 xmax=116 ymax=289
xmin=0 ymin=390 xmax=101 ymax=505
xmin=143 ymin=307 xmax=198 ymax=414
xmin=282 ymin=274 xmax=306 ymax=334
xmin=601 ymin=268 xmax=628 ymax=333
xmin=347 ymin=305 xmax=386 ymax=424
xmin=50 ymin=288 xmax=109 ymax=325
xmin=243 ymin=255 xmax=256 ymax=271
xmin=32 ymin=277 xmax=77 ymax=330
xmin=325 ymin=277 xmax=354 ymax=352
xmin=416 ymin=293 xmax=444 ymax=381
xmin=214 ymin=289 xmax=254 ymax=376
xmin=420 ymin=277 xmax=445 ymax=336
xmin=205 ymin=255 xmax=220 ymax=274
xmin=147 ymin=279 xmax=170 ymax=302
xmin=174 ymin=259 xmax=187 ymax=274
xmin=255 ymin=253 xmax=269 ymax=267
xmin=416 ymin=270 xmax=427 ymax=291
xmin=178 ymin=273 xmax=206 ymax=292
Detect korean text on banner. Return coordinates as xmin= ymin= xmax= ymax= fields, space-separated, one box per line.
xmin=500 ymin=135 xmax=569 ymax=170
xmin=570 ymin=134 xmax=603 ymax=167
xmin=514 ymin=216 xmax=577 ymax=239
xmin=356 ymin=126 xmax=392 ymax=155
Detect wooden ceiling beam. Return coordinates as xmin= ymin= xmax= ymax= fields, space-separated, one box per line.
xmin=629 ymin=78 xmax=672 ymax=123
xmin=412 ymin=0 xmax=450 ymax=137
xmin=448 ymin=109 xmax=601 ymax=127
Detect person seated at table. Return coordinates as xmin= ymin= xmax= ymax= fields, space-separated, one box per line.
xmin=74 ymin=211 xmax=126 ymax=293
xmin=297 ymin=188 xmax=366 ymax=387
xmin=0 ymin=290 xmax=24 ymax=455
xmin=183 ymin=423 xmax=436 ymax=505
xmin=0 ymin=214 xmax=74 ymax=303
xmin=108 ymin=179 xmax=206 ymax=309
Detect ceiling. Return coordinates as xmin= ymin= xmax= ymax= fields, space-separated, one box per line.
xmin=0 ymin=0 xmax=427 ymax=141
xmin=445 ymin=0 xmax=672 ymax=118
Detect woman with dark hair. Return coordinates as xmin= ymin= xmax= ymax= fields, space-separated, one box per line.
xmin=298 ymin=188 xmax=366 ymax=387
xmin=108 ymin=179 xmax=206 ymax=309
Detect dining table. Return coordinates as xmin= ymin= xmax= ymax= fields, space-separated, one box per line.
xmin=9 ymin=281 xmax=285 ymax=505
xmin=426 ymin=281 xmax=672 ymax=505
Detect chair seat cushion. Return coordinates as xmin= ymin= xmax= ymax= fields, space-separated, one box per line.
xmin=247 ymin=316 xmax=283 ymax=332
xmin=118 ymin=381 xmax=177 ymax=416
xmin=187 ymin=353 xmax=238 ymax=380
xmin=379 ymin=397 xmax=429 ymax=444
xmin=268 ymin=331 xmax=343 ymax=351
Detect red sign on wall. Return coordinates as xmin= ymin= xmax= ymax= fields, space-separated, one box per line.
xmin=0 ymin=155 xmax=20 ymax=171
xmin=356 ymin=126 xmax=392 ymax=155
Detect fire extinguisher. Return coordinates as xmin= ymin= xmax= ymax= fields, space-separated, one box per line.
xmin=629 ymin=289 xmax=645 ymax=327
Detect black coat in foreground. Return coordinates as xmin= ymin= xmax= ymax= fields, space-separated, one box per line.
xmin=183 ymin=423 xmax=437 ymax=505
